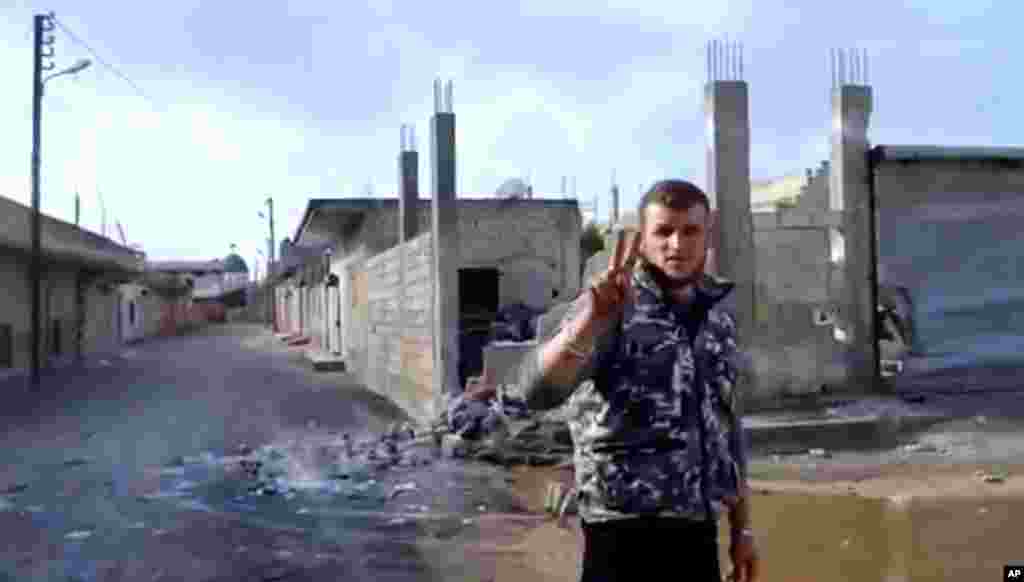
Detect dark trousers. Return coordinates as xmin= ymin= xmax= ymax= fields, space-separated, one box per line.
xmin=580 ymin=517 xmax=721 ymax=582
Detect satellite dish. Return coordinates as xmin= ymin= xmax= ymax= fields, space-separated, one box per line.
xmin=495 ymin=177 xmax=530 ymax=199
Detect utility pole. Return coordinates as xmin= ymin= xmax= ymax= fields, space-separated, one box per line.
xmin=265 ymin=196 xmax=276 ymax=331
xmin=74 ymin=191 xmax=80 ymax=226
xmin=30 ymin=13 xmax=55 ymax=389
xmin=99 ymin=190 xmax=107 ymax=238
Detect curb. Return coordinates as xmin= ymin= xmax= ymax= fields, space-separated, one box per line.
xmin=746 ymin=413 xmax=952 ymax=455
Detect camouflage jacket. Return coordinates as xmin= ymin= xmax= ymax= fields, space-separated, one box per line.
xmin=520 ymin=262 xmax=748 ymax=523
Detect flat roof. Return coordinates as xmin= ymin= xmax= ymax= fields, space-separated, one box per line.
xmin=293 ymin=196 xmax=581 ymax=245
xmin=874 ymin=145 xmax=1024 ymax=163
xmin=0 ymin=193 xmax=144 ymax=274
xmin=147 ymin=260 xmax=225 ymax=274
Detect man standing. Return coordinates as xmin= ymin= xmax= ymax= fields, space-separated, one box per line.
xmin=520 ymin=180 xmax=760 ymax=581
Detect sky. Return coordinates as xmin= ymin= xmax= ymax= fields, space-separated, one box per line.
xmin=0 ymin=1 xmax=1019 ymax=267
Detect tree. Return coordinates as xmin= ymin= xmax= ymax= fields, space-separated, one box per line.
xmin=580 ymin=220 xmax=606 ymax=281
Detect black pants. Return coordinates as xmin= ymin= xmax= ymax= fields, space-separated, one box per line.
xmin=580 ymin=517 xmax=721 ymax=582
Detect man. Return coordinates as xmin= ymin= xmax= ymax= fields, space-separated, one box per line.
xmin=519 ymin=180 xmax=760 ymax=581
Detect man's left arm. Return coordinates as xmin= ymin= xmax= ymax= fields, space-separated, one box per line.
xmin=723 ymin=313 xmax=753 ymax=534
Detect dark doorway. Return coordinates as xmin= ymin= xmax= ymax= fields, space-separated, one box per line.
xmin=51 ymin=319 xmax=62 ymax=357
xmin=458 ymin=268 xmax=500 ymax=390
xmin=0 ymin=324 xmax=11 ymax=368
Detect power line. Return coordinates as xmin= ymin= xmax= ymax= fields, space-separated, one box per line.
xmin=49 ymin=14 xmax=159 ymax=107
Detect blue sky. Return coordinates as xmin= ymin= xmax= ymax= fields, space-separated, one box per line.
xmin=0 ymin=0 xmax=1018 ymax=266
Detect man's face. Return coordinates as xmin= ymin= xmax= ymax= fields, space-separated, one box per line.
xmin=639 ymin=202 xmax=709 ymax=282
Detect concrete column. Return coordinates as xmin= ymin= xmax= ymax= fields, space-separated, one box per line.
xmin=430 ymin=80 xmax=461 ymax=411
xmin=830 ymin=84 xmax=878 ymax=390
xmin=399 ymin=124 xmax=420 ymax=244
xmin=705 ymin=80 xmax=757 ymax=360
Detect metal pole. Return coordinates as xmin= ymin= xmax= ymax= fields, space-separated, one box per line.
xmin=267 ymin=196 xmax=276 ymax=330
xmin=74 ymin=191 xmax=80 ymax=226
xmin=30 ymin=14 xmax=46 ymax=389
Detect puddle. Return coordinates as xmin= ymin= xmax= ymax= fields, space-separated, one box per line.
xmin=737 ymin=490 xmax=1024 ymax=581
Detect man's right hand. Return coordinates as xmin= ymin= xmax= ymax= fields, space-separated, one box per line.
xmin=581 ymin=228 xmax=641 ymax=329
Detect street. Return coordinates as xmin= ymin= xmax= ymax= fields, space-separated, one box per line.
xmin=0 ymin=324 xmax=547 ymax=582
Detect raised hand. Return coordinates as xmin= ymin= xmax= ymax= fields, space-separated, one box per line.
xmin=582 ymin=228 xmax=641 ymax=327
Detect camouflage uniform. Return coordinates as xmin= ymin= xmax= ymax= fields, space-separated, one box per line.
xmin=520 ymin=261 xmax=747 ymax=524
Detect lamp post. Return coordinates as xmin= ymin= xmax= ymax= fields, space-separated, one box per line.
xmin=30 ymin=11 xmax=92 ymax=389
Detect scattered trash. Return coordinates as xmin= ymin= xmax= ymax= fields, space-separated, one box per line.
xmin=65 ymin=530 xmax=93 ymax=540
xmin=389 ymin=481 xmax=418 ymax=499
xmin=902 ymin=442 xmax=940 ymax=454
xmin=808 ymin=448 xmax=831 ymax=458
xmin=387 ymin=518 xmax=408 ymax=526
xmin=63 ymin=457 xmax=90 ymax=468
xmin=981 ymin=473 xmax=1007 ymax=484
xmin=297 ymin=507 xmax=310 ymax=515
xmin=974 ymin=415 xmax=988 ymax=426
xmin=477 ymin=504 xmax=487 ymax=512
xmin=840 ymin=539 xmax=851 ymax=549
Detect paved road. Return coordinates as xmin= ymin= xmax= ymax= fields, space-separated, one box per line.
xmin=0 ymin=324 xmax=542 ymax=582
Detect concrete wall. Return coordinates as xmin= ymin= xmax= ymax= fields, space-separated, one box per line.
xmin=749 ymin=213 xmax=848 ymax=401
xmin=874 ymin=158 xmax=1024 ymax=390
xmin=327 ymin=201 xmax=581 ymax=314
xmin=359 ymin=233 xmax=435 ymax=423
xmin=0 ymin=253 xmax=33 ymax=372
xmin=0 ymin=253 xmax=89 ymax=375
xmin=83 ymin=282 xmax=121 ymax=357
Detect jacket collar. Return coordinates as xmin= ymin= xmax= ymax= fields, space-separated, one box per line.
xmin=632 ymin=258 xmax=734 ymax=307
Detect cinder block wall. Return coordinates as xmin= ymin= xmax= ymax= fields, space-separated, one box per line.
xmin=750 ymin=218 xmax=846 ymax=402
xmin=362 ymin=232 xmax=435 ymax=423
xmin=338 ymin=202 xmax=581 ymax=313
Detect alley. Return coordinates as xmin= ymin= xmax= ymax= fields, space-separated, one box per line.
xmin=0 ymin=324 xmax=546 ymax=582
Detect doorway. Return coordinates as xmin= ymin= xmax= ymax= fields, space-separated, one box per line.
xmin=457 ymin=268 xmax=500 ymax=390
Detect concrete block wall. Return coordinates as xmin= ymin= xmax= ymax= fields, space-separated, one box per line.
xmin=455 ymin=203 xmax=582 ymax=308
xmin=360 ymin=232 xmax=435 ymax=423
xmin=334 ymin=202 xmax=581 ymax=314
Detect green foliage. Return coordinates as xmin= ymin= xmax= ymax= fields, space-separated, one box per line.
xmin=775 ymin=196 xmax=799 ymax=210
xmin=580 ymin=221 xmax=606 ymax=257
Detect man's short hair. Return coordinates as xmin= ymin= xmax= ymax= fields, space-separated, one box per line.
xmin=638 ymin=180 xmax=711 ymax=228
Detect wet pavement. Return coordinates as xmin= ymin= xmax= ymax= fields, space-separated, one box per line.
xmin=0 ymin=324 xmax=546 ymax=581
xmin=4 ymin=323 xmax=1024 ymax=581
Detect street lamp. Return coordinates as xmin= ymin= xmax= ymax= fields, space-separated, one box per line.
xmin=42 ymin=58 xmax=91 ymax=89
xmin=30 ymin=12 xmax=93 ymax=389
